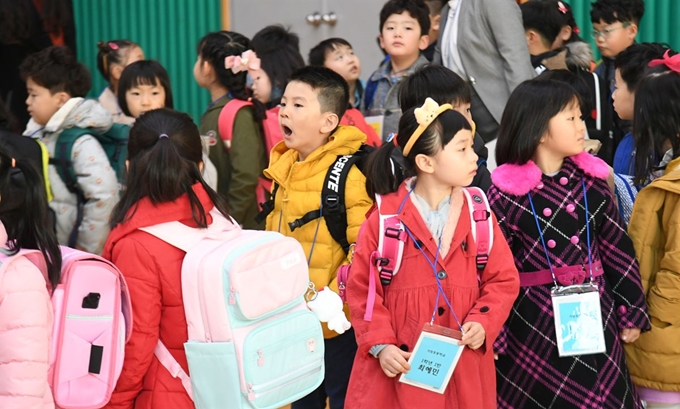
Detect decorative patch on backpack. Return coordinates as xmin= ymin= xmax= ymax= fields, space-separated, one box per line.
xmin=280 ymin=252 xmax=302 ymax=270
xmin=202 ymin=131 xmax=218 ymax=147
xmin=307 ymin=338 xmax=316 ymax=353
xmin=473 ymin=195 xmax=483 ymax=203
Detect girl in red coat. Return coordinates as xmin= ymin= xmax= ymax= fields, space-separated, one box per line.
xmin=345 ymin=99 xmax=520 ymax=409
xmin=102 ymin=108 xmax=231 ymax=409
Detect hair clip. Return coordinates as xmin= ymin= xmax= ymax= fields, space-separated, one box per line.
xmin=403 ymin=98 xmax=453 ymax=156
xmin=557 ymin=1 xmax=568 ymax=14
xmin=108 ymin=42 xmax=119 ymax=50
xmin=649 ymin=50 xmax=680 ymax=73
xmin=225 ymin=50 xmax=261 ymax=74
xmin=573 ymin=26 xmax=581 ymax=35
xmin=159 ymin=133 xmax=169 ymax=139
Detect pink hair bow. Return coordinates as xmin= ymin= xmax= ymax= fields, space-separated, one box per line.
xmin=649 ymin=50 xmax=680 ymax=73
xmin=225 ymin=50 xmax=261 ymax=74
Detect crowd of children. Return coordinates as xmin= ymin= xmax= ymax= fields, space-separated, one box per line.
xmin=1 ymin=0 xmax=679 ymax=408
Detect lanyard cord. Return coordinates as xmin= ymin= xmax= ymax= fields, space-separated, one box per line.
xmin=527 ymin=178 xmax=594 ymax=287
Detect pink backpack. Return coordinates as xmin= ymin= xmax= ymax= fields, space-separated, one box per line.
xmin=0 ymin=246 xmax=133 ymax=409
xmin=218 ymin=99 xmax=282 ymax=209
xmin=338 ymin=186 xmax=493 ymax=321
xmin=140 ymin=209 xmax=325 ymax=409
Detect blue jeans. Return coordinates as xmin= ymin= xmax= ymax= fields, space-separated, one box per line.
xmin=292 ymin=329 xmax=357 ymax=409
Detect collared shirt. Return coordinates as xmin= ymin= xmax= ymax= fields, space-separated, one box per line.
xmin=441 ymin=0 xmax=466 ymax=77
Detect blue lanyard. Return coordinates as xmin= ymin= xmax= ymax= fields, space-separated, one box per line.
xmin=399 ymin=185 xmax=464 ymax=331
xmin=208 ymin=93 xmax=231 ymax=110
xmin=527 ymin=179 xmax=594 ymax=287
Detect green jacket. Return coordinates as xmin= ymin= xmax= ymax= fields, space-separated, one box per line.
xmin=200 ymin=96 xmax=266 ymax=229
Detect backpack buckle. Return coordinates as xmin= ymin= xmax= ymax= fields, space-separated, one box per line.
xmin=375 ymin=257 xmax=390 ymax=267
xmin=473 ymin=210 xmax=490 ymax=222
xmin=384 ymin=226 xmax=406 ymax=241
xmin=379 ymin=269 xmax=393 ymax=285
xmin=476 ymin=254 xmax=489 ymax=270
xmin=324 ymin=194 xmax=341 ymax=211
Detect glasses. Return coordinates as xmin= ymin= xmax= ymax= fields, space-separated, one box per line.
xmin=590 ymin=22 xmax=631 ymax=39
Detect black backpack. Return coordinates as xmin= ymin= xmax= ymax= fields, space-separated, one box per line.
xmin=256 ymin=144 xmax=378 ymax=254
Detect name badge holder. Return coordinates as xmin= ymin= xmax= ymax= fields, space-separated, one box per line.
xmin=528 ymin=179 xmax=606 ymax=357
xmin=398 ymin=194 xmax=467 ymax=393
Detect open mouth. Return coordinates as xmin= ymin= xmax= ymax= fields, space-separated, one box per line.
xmin=282 ymin=125 xmax=293 ymax=137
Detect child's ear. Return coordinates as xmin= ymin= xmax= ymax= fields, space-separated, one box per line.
xmin=431 ymin=14 xmax=441 ymax=32
xmin=418 ymin=34 xmax=430 ymax=51
xmin=378 ymin=33 xmax=386 ymax=50
xmin=626 ymin=23 xmax=639 ymax=39
xmin=414 ymin=153 xmax=435 ymax=174
xmin=559 ymin=26 xmax=572 ymax=43
xmin=202 ymin=60 xmax=215 ymax=79
xmin=320 ymin=112 xmax=340 ymax=134
xmin=110 ymin=65 xmax=124 ymax=82
xmin=55 ymin=91 xmax=70 ymax=108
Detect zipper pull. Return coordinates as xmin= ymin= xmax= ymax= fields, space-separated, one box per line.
xmin=229 ymin=286 xmax=236 ymax=305
xmin=257 ymin=349 xmax=265 ymax=366
xmin=247 ymin=383 xmax=256 ymax=401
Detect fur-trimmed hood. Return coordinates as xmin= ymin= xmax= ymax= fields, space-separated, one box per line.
xmin=491 ymin=152 xmax=610 ymax=196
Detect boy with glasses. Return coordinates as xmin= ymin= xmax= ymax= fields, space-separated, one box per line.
xmin=590 ymin=0 xmax=645 ymax=153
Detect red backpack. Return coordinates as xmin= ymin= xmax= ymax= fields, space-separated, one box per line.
xmin=338 ymin=186 xmax=493 ymax=321
xmin=217 ymin=100 xmax=282 ymax=209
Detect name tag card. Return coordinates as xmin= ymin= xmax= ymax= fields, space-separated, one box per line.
xmin=399 ymin=324 xmax=465 ymax=394
xmin=552 ymin=284 xmax=607 ymax=357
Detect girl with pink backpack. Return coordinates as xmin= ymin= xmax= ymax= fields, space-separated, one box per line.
xmin=0 ymin=139 xmax=62 ymax=409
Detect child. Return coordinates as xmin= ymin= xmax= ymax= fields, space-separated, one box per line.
xmin=249 ymin=25 xmax=305 ymax=108
xmin=591 ymin=0 xmax=645 ymax=152
xmin=118 ymin=60 xmax=219 ymax=192
xmin=362 ymin=0 xmax=431 ymax=142
xmin=423 ymin=0 xmax=445 ymax=61
xmin=0 ymin=142 xmax=61 ymax=409
xmin=194 ymin=31 xmax=267 ymax=228
xmin=624 ymin=53 xmax=680 ymax=409
xmin=346 ymin=98 xmax=519 ymax=408
xmin=489 ymin=78 xmax=649 ymax=408
xmin=264 ymin=66 xmax=373 ymax=409
xmin=117 ymin=60 xmax=173 ymax=119
xmin=521 ymin=0 xmax=613 ymax=163
xmin=308 ymin=38 xmax=382 ymax=147
xmin=96 ymin=40 xmax=144 ymax=125
xmin=102 ymin=108 xmax=232 ymax=409
xmin=20 ymin=46 xmax=118 ymax=255
xmin=612 ymin=43 xmax=670 ymax=175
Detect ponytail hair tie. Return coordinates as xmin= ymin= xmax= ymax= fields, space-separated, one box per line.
xmin=159 ymin=133 xmax=169 ymax=139
xmin=108 ymin=42 xmax=119 ymax=50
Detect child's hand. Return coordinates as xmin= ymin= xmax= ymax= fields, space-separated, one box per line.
xmin=620 ymin=328 xmax=641 ymax=343
xmin=460 ymin=322 xmax=486 ymax=350
xmin=378 ymin=345 xmax=411 ymax=378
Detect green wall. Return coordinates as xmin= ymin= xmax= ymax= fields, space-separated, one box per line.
xmin=72 ymin=0 xmax=222 ymax=123
xmin=564 ymin=0 xmax=680 ymax=60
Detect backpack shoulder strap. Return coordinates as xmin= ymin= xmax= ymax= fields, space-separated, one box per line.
xmin=462 ymin=187 xmax=493 ymax=271
xmin=375 ymin=194 xmax=407 ymax=285
xmin=51 ymin=127 xmax=91 ymax=194
xmin=155 ymin=340 xmax=193 ymax=399
xmin=254 ymin=183 xmax=279 ymax=225
xmin=217 ymin=99 xmax=253 ymax=151
xmin=364 ymin=78 xmax=380 ymax=110
xmin=321 ymin=153 xmax=365 ymax=254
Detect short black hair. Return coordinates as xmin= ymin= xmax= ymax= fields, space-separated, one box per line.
xmin=308 ymin=38 xmax=353 ymax=66
xmin=117 ymin=60 xmax=174 ymax=117
xmin=615 ymin=42 xmax=671 ymax=92
xmin=590 ymin=0 xmax=645 ymax=25
xmin=251 ymin=25 xmax=306 ymax=107
xmin=399 ymin=64 xmax=471 ymax=110
xmin=424 ymin=0 xmax=446 ymax=16
xmin=496 ymin=79 xmax=580 ymax=166
xmin=379 ymin=0 xmax=431 ymax=36
xmin=520 ymin=1 xmax=564 ymax=46
xmin=289 ymin=66 xmax=349 ymax=119
xmin=20 ymin=46 xmax=91 ymax=97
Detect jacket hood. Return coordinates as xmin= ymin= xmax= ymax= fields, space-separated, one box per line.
xmin=24 ymin=97 xmax=114 ymax=138
xmin=264 ymin=125 xmax=367 ymax=185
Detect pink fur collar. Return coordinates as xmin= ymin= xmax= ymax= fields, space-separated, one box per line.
xmin=491 ymin=152 xmax=610 ymax=195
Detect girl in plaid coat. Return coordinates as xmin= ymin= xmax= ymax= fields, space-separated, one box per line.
xmin=488 ymin=79 xmax=650 ymax=409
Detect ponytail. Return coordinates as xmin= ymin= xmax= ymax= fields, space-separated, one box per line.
xmin=96 ymin=39 xmax=138 ymax=83
xmin=110 ymin=108 xmax=230 ymax=228
xmin=365 ymin=142 xmax=402 ymax=198
xmin=0 ymin=147 xmax=61 ymax=289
